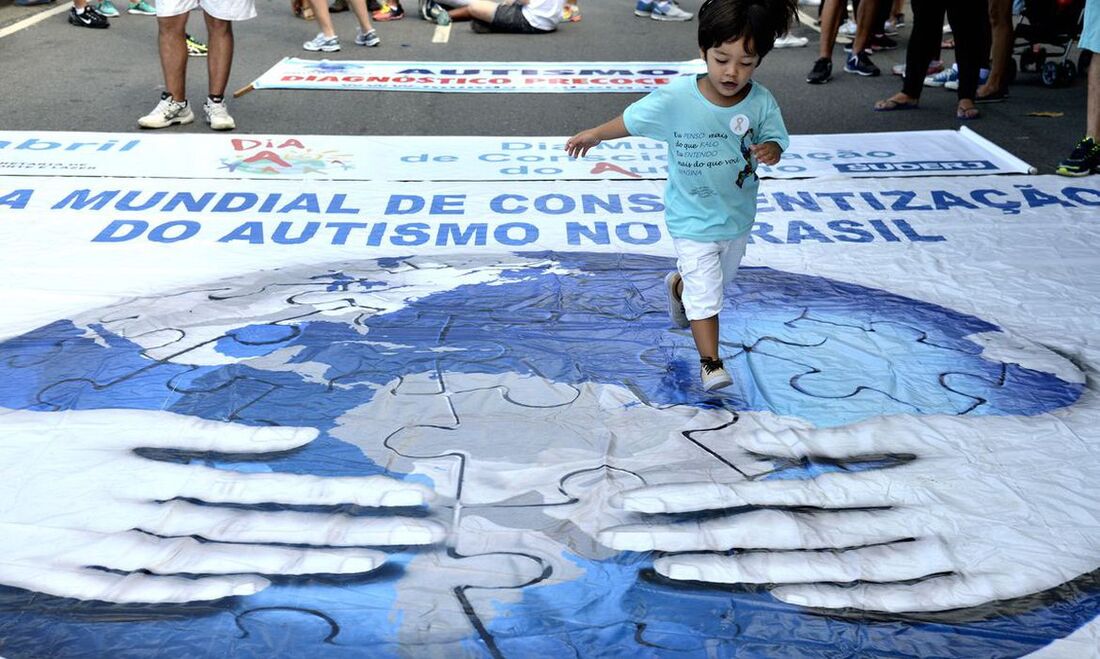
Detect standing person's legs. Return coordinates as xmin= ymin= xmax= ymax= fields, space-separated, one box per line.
xmin=978 ymin=0 xmax=1013 ymax=99
xmin=204 ymin=12 xmax=233 ymax=99
xmin=306 ymin=0 xmax=338 ymax=37
xmin=875 ymin=0 xmax=945 ymax=108
xmin=806 ymin=0 xmax=843 ymax=83
xmin=348 ymin=0 xmax=377 ymax=38
xmin=901 ymin=0 xmax=946 ymax=98
xmin=1056 ymin=0 xmax=1099 ymax=176
xmin=817 ymin=0 xmax=843 ymax=59
xmin=851 ymin=0 xmax=877 ymax=53
xmin=159 ymin=13 xmax=190 ymax=101
xmin=1090 ymin=53 xmax=1100 ymax=140
xmin=947 ymin=0 xmax=989 ymax=118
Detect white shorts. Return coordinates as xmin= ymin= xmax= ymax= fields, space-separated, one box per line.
xmin=672 ymin=234 xmax=750 ymax=321
xmin=157 ymin=0 xmax=256 ymax=21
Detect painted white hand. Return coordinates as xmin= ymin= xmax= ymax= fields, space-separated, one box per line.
xmin=0 ymin=408 xmax=444 ymax=604
xmin=600 ymin=374 xmax=1100 ymax=613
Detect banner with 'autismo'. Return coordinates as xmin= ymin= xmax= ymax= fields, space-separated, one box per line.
xmin=250 ymin=59 xmax=706 ymax=93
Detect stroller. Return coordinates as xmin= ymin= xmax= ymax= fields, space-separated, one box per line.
xmin=1011 ymin=0 xmax=1090 ymax=87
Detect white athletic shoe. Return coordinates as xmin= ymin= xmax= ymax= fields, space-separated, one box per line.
xmin=203 ymin=98 xmax=236 ymax=131
xmin=700 ymin=358 xmax=732 ymax=392
xmin=137 ymin=95 xmax=194 ymax=129
xmin=774 ymin=33 xmax=809 ymax=48
xmin=650 ymin=0 xmax=692 ymax=21
xmin=665 ymin=272 xmax=690 ymax=329
xmin=303 ymin=32 xmax=341 ymax=52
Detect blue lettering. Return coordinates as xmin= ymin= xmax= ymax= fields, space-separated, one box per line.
xmin=92 ymin=220 xmax=147 ymax=242
xmin=567 ymin=221 xmax=610 ymax=245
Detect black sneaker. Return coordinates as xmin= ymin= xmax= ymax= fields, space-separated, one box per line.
xmin=806 ymin=58 xmax=832 ymax=84
xmin=845 ymin=51 xmax=880 ymax=76
xmin=68 ymin=5 xmax=109 ymax=27
xmin=1056 ymin=137 xmax=1100 ymax=177
xmin=870 ymin=33 xmax=898 ymax=51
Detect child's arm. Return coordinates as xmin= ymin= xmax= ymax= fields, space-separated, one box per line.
xmin=565 ymin=115 xmax=629 ymax=158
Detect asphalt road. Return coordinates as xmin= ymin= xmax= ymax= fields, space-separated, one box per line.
xmin=0 ymin=0 xmax=1090 ymax=173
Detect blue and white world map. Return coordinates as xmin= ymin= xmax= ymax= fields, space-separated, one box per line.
xmin=0 ymin=252 xmax=1096 ymax=658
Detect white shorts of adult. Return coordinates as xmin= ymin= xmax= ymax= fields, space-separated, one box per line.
xmin=156 ymin=0 xmax=256 ymax=21
xmin=672 ymin=234 xmax=750 ymax=321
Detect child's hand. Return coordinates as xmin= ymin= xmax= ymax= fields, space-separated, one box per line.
xmin=566 ymin=129 xmax=602 ymax=159
xmin=749 ymin=141 xmax=782 ymax=166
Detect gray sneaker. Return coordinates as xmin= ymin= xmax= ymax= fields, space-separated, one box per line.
xmin=137 ymin=95 xmax=194 ymax=129
xmin=355 ymin=27 xmax=380 ymax=46
xmin=203 ymin=98 xmax=236 ymax=131
xmin=303 ymin=32 xmax=341 ymax=51
xmin=664 ymin=271 xmax=689 ymax=329
xmin=700 ymin=358 xmax=732 ymax=392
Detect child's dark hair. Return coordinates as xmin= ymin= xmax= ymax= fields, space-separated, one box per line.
xmin=698 ymin=0 xmax=798 ymax=61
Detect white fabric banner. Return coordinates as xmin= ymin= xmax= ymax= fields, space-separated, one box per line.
xmin=0 ymin=172 xmax=1097 ymax=656
xmin=251 ymin=58 xmax=706 ymax=93
xmin=0 ymin=129 xmax=1032 ymax=181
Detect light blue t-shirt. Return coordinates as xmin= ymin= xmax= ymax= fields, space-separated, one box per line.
xmin=623 ymin=75 xmax=789 ymax=242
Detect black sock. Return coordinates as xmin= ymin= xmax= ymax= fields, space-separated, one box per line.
xmin=208 ymin=94 xmax=224 ymax=103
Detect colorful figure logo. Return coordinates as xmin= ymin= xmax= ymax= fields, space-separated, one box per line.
xmin=220 ymin=138 xmax=353 ymax=176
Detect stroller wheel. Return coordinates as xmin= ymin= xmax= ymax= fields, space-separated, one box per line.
xmin=1041 ymin=60 xmax=1057 ymax=86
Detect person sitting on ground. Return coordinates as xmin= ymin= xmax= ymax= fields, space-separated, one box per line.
xmin=447 ymin=0 xmax=564 ymax=33
xmin=301 ymin=0 xmax=379 ymax=51
xmin=873 ymin=0 xmax=990 ymax=120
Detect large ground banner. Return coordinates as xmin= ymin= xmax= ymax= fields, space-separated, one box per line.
xmin=0 ymin=173 xmax=1098 ymax=658
xmin=251 ymin=59 xmax=706 ymax=93
xmin=0 ymin=129 xmax=1032 ymax=181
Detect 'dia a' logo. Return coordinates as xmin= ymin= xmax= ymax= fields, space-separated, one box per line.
xmin=220 ymin=138 xmax=353 ymax=176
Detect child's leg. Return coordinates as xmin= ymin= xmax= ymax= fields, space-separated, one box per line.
xmin=690 ymin=316 xmax=720 ymax=361
xmin=675 ymin=234 xmax=749 ymax=362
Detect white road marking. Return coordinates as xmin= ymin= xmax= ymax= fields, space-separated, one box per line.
xmin=0 ymin=3 xmax=71 ymax=40
xmin=431 ymin=22 xmax=451 ymax=43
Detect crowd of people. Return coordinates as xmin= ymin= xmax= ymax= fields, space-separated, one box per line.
xmin=19 ymin=0 xmax=1098 ymax=176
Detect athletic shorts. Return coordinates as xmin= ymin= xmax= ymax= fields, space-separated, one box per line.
xmin=488 ymin=2 xmax=544 ymax=33
xmin=1082 ymin=0 xmax=1099 ymax=53
xmin=157 ymin=0 xmax=257 ymax=21
xmin=672 ymin=234 xmax=750 ymax=321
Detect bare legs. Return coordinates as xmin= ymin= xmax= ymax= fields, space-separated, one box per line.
xmin=448 ymin=0 xmax=497 ymax=22
xmin=978 ymin=0 xmax=1012 ymax=98
xmin=670 ymin=274 xmax=719 ymax=361
xmin=204 ymin=13 xmax=233 ymax=98
xmin=157 ymin=13 xmax=189 ymax=101
xmin=155 ymin=12 xmax=232 ymax=101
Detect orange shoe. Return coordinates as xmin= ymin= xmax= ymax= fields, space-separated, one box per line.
xmin=372 ymin=1 xmax=404 ymax=20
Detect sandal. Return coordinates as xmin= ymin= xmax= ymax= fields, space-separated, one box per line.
xmin=956 ymin=103 xmax=980 ymax=120
xmin=975 ymin=88 xmax=1008 ymax=103
xmin=874 ymin=95 xmax=919 ymax=112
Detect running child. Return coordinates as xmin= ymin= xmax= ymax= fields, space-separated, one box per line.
xmin=566 ymin=0 xmax=797 ymax=392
